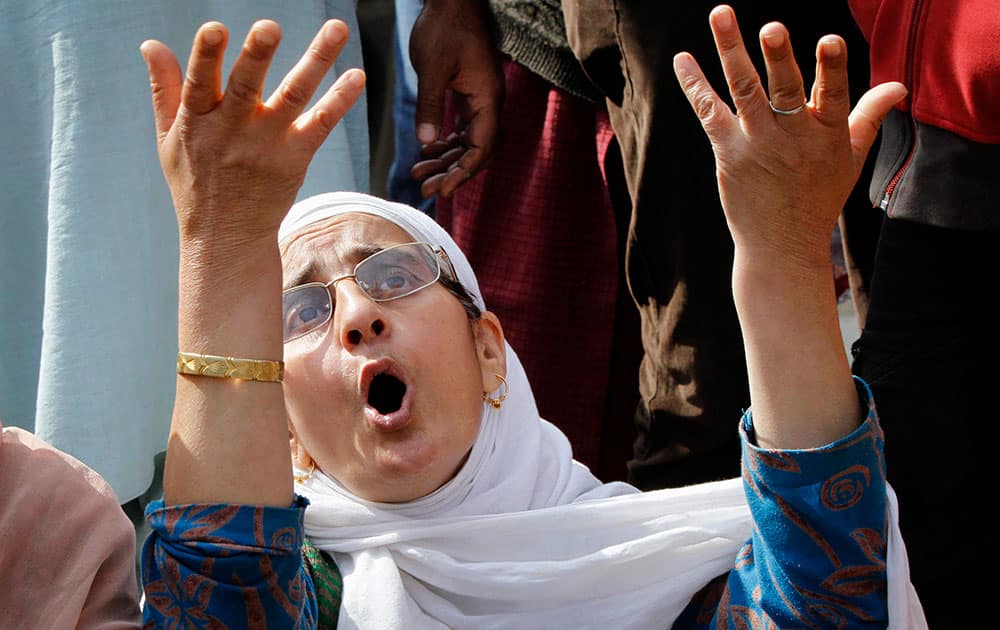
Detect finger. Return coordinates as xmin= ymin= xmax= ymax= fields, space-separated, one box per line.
xmin=266 ymin=19 xmax=349 ymax=119
xmin=673 ymin=52 xmax=739 ymax=145
xmin=420 ymin=173 xmax=446 ymax=199
xmin=419 ymin=133 xmax=462 ymax=158
xmin=449 ymin=103 xmax=500 ymax=180
xmin=410 ymin=146 xmax=464 ymax=180
xmin=180 ymin=22 xmax=228 ymax=115
xmin=223 ymin=20 xmax=281 ymax=114
xmin=140 ymin=40 xmax=183 ymax=143
xmin=759 ymin=22 xmax=807 ymax=116
xmin=811 ymin=36 xmax=851 ymax=127
xmin=439 ymin=164 xmax=473 ymax=198
xmin=709 ymin=5 xmax=768 ymax=119
xmin=848 ymin=81 xmax=907 ymax=168
xmin=293 ymin=69 xmax=366 ymax=151
xmin=412 ymin=60 xmax=450 ymax=144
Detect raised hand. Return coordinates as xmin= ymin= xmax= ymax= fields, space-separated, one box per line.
xmin=408 ymin=0 xmax=504 ymax=199
xmin=140 ymin=20 xmax=365 ymax=507
xmin=140 ymin=19 xmax=365 ymax=246
xmin=673 ymin=5 xmax=905 ymax=274
xmin=673 ymin=5 xmax=906 ymax=449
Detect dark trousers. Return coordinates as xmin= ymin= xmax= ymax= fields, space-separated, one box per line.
xmin=853 ymin=218 xmax=999 ymax=627
xmin=560 ymin=1 xmax=872 ymax=488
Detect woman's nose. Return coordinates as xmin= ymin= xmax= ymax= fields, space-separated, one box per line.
xmin=332 ymin=280 xmax=388 ymax=348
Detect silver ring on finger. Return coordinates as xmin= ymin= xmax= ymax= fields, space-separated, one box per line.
xmin=769 ymin=100 xmax=807 ymax=115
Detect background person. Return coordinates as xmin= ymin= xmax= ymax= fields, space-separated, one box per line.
xmin=0 ymin=420 xmax=140 ymax=627
xmin=847 ymin=0 xmax=1000 ymax=624
xmin=405 ymin=0 xmax=877 ymax=491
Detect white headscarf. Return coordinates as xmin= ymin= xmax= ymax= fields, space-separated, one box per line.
xmin=280 ymin=192 xmax=926 ymax=629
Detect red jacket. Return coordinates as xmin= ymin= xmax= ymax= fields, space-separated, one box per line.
xmin=849 ymin=0 xmax=1000 ymax=229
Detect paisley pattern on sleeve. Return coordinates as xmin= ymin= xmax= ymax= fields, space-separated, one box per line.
xmin=141 ymin=497 xmax=317 ymax=629
xmin=675 ymin=377 xmax=889 ymax=629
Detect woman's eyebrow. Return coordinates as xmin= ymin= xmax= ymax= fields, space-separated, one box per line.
xmin=283 ymin=244 xmax=388 ymax=290
xmin=284 ymin=261 xmax=318 ymax=290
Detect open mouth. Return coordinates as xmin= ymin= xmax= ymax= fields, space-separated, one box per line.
xmin=368 ymin=372 xmax=407 ymax=415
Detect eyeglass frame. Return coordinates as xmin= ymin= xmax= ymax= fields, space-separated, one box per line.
xmin=281 ymin=241 xmax=459 ymax=343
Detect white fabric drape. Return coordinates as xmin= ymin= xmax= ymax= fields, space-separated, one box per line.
xmin=0 ymin=1 xmax=368 ymax=503
xmin=283 ymin=193 xmax=927 ymax=629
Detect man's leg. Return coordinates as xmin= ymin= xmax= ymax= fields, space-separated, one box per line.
xmin=563 ymin=1 xmax=871 ymax=488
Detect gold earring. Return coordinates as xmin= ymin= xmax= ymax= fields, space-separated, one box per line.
xmin=293 ymin=460 xmax=316 ymax=484
xmin=482 ymin=374 xmax=509 ymax=409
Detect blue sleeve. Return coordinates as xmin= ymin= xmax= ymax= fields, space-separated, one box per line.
xmin=140 ymin=495 xmax=317 ymax=628
xmin=675 ymin=377 xmax=888 ymax=628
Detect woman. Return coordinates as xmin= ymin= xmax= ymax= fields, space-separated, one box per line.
xmin=0 ymin=420 xmax=141 ymax=627
xmin=137 ymin=6 xmax=925 ymax=628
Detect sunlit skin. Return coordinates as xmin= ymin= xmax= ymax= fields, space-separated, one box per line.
xmin=280 ymin=213 xmax=505 ymax=503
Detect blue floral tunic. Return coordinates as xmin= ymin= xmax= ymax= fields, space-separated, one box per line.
xmin=142 ymin=380 xmax=888 ymax=628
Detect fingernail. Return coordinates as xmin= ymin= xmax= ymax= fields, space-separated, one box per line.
xmin=820 ymin=36 xmax=842 ymax=57
xmin=203 ymin=28 xmax=223 ymax=45
xmin=327 ymin=20 xmax=347 ymax=45
xmin=762 ymin=27 xmax=784 ymax=49
xmin=254 ymin=27 xmax=276 ymax=47
xmin=712 ymin=7 xmax=733 ymax=30
xmin=673 ymin=53 xmax=696 ymax=80
xmin=347 ymin=69 xmax=365 ymax=87
xmin=418 ymin=123 xmax=438 ymax=144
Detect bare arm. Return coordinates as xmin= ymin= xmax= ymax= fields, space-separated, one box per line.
xmin=140 ymin=19 xmax=365 ymax=506
xmin=674 ymin=5 xmax=906 ymax=449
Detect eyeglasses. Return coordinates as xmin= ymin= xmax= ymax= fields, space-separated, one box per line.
xmin=282 ymin=241 xmax=453 ymax=343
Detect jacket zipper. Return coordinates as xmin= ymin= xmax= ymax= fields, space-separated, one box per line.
xmin=879 ymin=0 xmax=925 ymax=211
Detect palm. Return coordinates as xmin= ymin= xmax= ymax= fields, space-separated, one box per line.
xmin=140 ymin=19 xmax=366 ymax=243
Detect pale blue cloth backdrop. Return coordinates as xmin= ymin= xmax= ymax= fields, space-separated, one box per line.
xmin=0 ymin=0 xmax=369 ymax=503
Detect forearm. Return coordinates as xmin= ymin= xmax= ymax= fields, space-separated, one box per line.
xmin=165 ymin=236 xmax=293 ymax=506
xmin=732 ymin=251 xmax=859 ymax=449
xmin=670 ymin=6 xmax=905 ymax=448
xmin=142 ymin=18 xmax=363 ymax=507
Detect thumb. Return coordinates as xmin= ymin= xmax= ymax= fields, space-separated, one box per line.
xmin=848 ymin=81 xmax=907 ymax=167
xmin=140 ymin=40 xmax=183 ymax=146
xmin=414 ymin=65 xmax=450 ymax=145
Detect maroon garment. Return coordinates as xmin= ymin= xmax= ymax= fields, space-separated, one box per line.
xmin=436 ymin=60 xmax=640 ymax=481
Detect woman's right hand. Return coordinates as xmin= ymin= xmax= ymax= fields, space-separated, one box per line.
xmin=140 ymin=19 xmax=365 ymax=248
xmin=141 ymin=19 xmax=365 ymax=507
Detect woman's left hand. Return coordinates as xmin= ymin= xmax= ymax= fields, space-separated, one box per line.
xmin=673 ymin=4 xmax=906 ymax=273
xmin=673 ymin=5 xmax=906 ymax=449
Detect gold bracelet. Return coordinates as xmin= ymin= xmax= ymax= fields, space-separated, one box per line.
xmin=177 ymin=352 xmax=284 ymax=383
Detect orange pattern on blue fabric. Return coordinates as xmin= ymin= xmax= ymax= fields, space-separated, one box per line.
xmin=141 ymin=378 xmax=889 ymax=629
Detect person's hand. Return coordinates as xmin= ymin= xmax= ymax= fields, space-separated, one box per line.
xmin=673 ymin=5 xmax=906 ymax=274
xmin=408 ymin=0 xmax=504 ymax=198
xmin=140 ymin=19 xmax=365 ymax=248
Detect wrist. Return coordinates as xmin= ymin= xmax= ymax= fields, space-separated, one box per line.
xmin=732 ymin=248 xmax=833 ymax=302
xmin=179 ymin=230 xmax=280 ymax=271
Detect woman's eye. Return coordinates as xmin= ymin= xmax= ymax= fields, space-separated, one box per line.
xmin=297 ymin=306 xmax=321 ymax=323
xmin=376 ymin=267 xmax=416 ymax=293
xmin=381 ymin=274 xmax=409 ymax=290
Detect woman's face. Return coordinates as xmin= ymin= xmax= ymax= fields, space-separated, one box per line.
xmin=280 ymin=213 xmax=502 ymax=503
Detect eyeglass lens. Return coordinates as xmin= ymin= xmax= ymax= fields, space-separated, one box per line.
xmin=282 ymin=243 xmax=441 ymax=343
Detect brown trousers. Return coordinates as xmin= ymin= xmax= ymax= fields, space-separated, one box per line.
xmin=560 ymin=1 xmax=873 ymax=489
